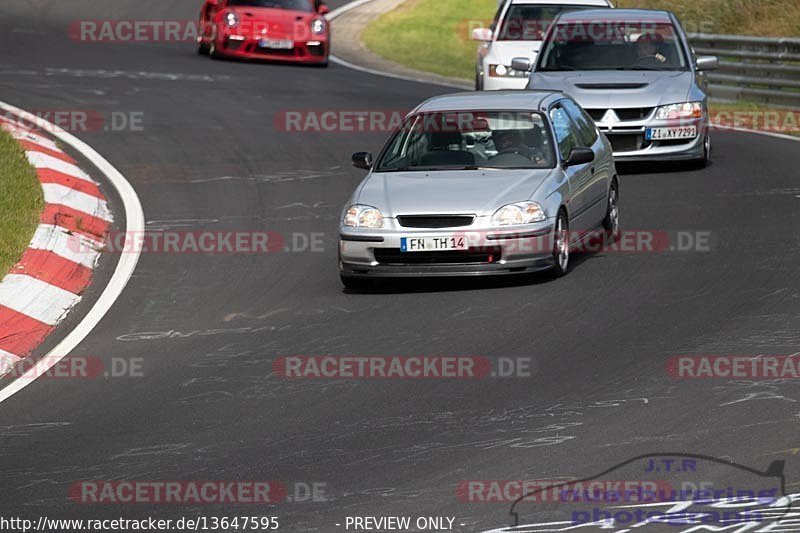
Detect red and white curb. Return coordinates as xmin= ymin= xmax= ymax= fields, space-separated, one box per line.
xmin=0 ymin=101 xmax=143 ymax=402
xmin=0 ymin=117 xmax=111 ymax=370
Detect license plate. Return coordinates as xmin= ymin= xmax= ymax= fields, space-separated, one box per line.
xmin=258 ymin=39 xmax=293 ymax=49
xmin=400 ymin=236 xmax=467 ymax=252
xmin=646 ymin=126 xmax=697 ymax=140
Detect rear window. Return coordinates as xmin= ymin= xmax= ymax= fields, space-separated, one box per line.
xmin=497 ymin=5 xmax=606 ymax=41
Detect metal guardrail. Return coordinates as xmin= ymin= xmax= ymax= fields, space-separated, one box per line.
xmin=688 ymin=33 xmax=800 ymax=108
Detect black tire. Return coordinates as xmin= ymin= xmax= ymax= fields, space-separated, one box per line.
xmin=602 ymin=179 xmax=620 ymax=243
xmin=209 ymin=39 xmax=220 ymax=59
xmin=691 ymin=134 xmax=710 ymax=169
xmin=551 ymin=210 xmax=570 ymax=278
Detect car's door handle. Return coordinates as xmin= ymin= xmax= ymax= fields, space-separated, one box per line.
xmin=590 ymin=166 xmax=595 ymax=175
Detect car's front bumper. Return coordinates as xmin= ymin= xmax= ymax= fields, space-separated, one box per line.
xmin=216 ymin=34 xmax=328 ymax=63
xmin=597 ymin=116 xmax=707 ymax=162
xmin=339 ymin=221 xmax=556 ymax=278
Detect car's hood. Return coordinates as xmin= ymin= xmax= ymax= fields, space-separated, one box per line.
xmin=529 ymin=70 xmax=694 ymax=108
xmin=227 ymin=6 xmax=316 ymax=37
xmin=487 ymin=40 xmax=542 ymax=62
xmin=356 ymin=169 xmax=554 ymax=217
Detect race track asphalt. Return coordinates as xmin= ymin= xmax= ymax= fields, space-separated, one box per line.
xmin=0 ymin=1 xmax=798 ymax=531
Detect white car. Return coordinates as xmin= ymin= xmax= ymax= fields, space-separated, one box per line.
xmin=473 ymin=0 xmax=613 ymax=91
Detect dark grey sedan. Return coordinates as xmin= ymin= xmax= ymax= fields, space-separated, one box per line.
xmin=339 ymin=91 xmax=619 ymax=288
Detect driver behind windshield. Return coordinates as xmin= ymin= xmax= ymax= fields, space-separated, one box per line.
xmin=635 ymin=32 xmax=668 ymax=67
xmin=491 ymin=129 xmax=547 ymax=165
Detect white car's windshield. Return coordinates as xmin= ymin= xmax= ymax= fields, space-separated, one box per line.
xmin=497 ymin=5 xmax=604 ymax=41
xmin=539 ymin=21 xmax=688 ymax=71
xmin=375 ymin=111 xmax=556 ymax=171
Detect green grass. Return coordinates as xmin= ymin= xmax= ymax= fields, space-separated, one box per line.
xmin=361 ymin=0 xmax=493 ymax=80
xmin=0 ymin=128 xmax=44 ymax=278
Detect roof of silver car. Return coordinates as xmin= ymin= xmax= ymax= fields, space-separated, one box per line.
xmin=413 ymin=91 xmax=565 ymax=114
xmin=555 ymin=8 xmax=673 ymax=24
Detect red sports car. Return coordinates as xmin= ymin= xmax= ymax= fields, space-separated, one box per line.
xmin=198 ymin=0 xmax=330 ymax=66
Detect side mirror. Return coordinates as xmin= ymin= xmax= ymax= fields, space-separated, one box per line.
xmin=471 ymin=28 xmax=493 ymax=42
xmin=352 ymin=152 xmax=373 ymax=170
xmin=563 ymin=147 xmax=594 ymax=167
xmin=511 ymin=57 xmax=533 ymax=72
xmin=318 ymin=3 xmax=330 ymax=15
xmin=696 ymin=56 xmax=719 ymax=71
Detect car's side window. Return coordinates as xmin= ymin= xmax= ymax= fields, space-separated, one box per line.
xmin=549 ymin=105 xmax=579 ymax=161
xmin=561 ymin=99 xmax=598 ymax=147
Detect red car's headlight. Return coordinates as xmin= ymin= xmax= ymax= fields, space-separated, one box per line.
xmin=311 ymin=18 xmax=326 ymax=35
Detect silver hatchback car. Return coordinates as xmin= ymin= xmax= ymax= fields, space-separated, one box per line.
xmin=338 ymin=91 xmax=619 ymax=289
xmin=513 ymin=9 xmax=719 ymax=164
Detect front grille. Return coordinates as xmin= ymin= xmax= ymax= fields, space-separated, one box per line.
xmin=607 ymin=134 xmax=645 ymax=153
xmin=397 ymin=215 xmax=475 ymax=229
xmin=616 ymin=108 xmax=654 ymax=121
xmin=586 ymin=109 xmax=606 ymax=121
xmin=586 ymin=108 xmax=654 ymax=122
xmin=374 ymin=247 xmax=501 ymax=265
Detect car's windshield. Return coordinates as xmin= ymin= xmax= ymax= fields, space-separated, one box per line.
xmin=497 ymin=5 xmax=605 ymax=41
xmin=226 ymin=0 xmax=312 ymax=11
xmin=375 ymin=111 xmax=555 ymax=172
xmin=538 ymin=21 xmax=688 ymax=71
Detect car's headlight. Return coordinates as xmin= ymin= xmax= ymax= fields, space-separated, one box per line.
xmin=311 ymin=18 xmax=327 ymax=35
xmin=344 ymin=205 xmax=384 ymax=228
xmin=225 ymin=12 xmax=239 ymax=27
xmin=488 ymin=64 xmax=528 ymax=78
xmin=491 ymin=202 xmax=546 ymax=226
xmin=655 ymin=102 xmax=703 ymax=120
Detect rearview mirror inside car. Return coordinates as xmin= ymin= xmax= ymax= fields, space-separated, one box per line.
xmin=696 ymin=56 xmax=719 ymax=71
xmin=564 ymin=147 xmax=594 ymax=167
xmin=352 ymin=152 xmax=373 ymax=170
xmin=511 ymin=57 xmax=533 ymax=72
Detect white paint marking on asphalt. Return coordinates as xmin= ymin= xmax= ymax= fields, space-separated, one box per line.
xmin=0 ymin=100 xmax=145 ymax=404
xmin=29 ymin=225 xmax=102 ymax=269
xmin=41 ymin=183 xmax=113 ymax=221
xmin=26 ymin=151 xmax=94 ymax=182
xmin=0 ymin=274 xmax=81 ymax=326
